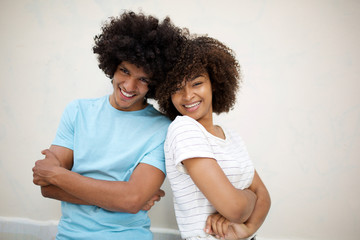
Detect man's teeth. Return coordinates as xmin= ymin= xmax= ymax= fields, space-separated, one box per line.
xmin=121 ymin=89 xmax=135 ymax=97
xmin=184 ymin=102 xmax=200 ymax=108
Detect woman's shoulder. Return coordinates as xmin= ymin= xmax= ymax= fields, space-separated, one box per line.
xmin=167 ymin=116 xmax=206 ymax=140
xmin=169 ymin=115 xmax=202 ymax=132
xmin=222 ymin=127 xmax=247 ymax=149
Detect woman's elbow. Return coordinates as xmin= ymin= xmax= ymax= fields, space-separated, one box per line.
xmin=227 ymin=207 xmax=251 ymax=223
xmin=228 ymin=192 xmax=257 ymax=223
xmin=264 ymin=191 xmax=272 ymax=211
xmin=220 ymin=201 xmax=253 ymax=223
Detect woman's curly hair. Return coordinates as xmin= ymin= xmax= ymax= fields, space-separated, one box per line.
xmin=93 ymin=11 xmax=187 ymax=99
xmin=156 ymin=36 xmax=241 ymax=120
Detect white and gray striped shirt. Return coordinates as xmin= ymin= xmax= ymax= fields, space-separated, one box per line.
xmin=165 ymin=116 xmax=255 ymax=240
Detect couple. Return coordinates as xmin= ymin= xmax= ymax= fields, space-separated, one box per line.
xmin=32 ymin=11 xmax=270 ymax=240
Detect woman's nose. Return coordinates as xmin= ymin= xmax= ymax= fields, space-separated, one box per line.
xmin=183 ymin=86 xmax=193 ymax=100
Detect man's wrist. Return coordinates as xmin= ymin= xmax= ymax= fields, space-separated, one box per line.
xmin=49 ymin=166 xmax=67 ymax=186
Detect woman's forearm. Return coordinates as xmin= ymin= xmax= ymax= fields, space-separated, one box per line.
xmin=245 ymin=171 xmax=271 ymax=233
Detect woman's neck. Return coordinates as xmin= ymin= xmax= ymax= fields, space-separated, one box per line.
xmin=198 ymin=115 xmax=225 ymax=140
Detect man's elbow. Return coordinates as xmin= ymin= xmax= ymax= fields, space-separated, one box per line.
xmin=125 ymin=197 xmax=143 ymax=214
xmin=110 ymin=193 xmax=145 ymax=214
xmin=40 ymin=186 xmax=53 ymax=199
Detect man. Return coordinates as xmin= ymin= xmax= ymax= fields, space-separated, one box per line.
xmin=32 ymin=11 xmax=186 ymax=239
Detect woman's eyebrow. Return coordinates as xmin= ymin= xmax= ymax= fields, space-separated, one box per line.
xmin=190 ymin=74 xmax=204 ymax=81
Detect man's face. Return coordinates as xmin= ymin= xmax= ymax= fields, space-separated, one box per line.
xmin=110 ymin=61 xmax=151 ymax=111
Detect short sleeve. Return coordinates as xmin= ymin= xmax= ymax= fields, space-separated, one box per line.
xmin=140 ymin=124 xmax=169 ymax=174
xmin=141 ymin=142 xmax=166 ymax=174
xmin=166 ymin=116 xmax=215 ymax=173
xmin=52 ymin=100 xmax=79 ymax=150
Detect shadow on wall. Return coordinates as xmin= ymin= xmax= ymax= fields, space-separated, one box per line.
xmin=0 ymin=217 xmax=181 ymax=240
xmin=0 ymin=217 xmax=298 ymax=240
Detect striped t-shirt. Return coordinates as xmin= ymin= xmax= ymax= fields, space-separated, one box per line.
xmin=165 ymin=116 xmax=255 ymax=240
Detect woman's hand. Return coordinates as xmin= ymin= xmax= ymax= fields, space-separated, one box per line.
xmin=205 ymin=213 xmax=254 ymax=240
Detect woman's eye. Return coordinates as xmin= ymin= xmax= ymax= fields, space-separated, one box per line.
xmin=193 ymin=81 xmax=202 ymax=87
xmin=174 ymin=85 xmax=184 ymax=92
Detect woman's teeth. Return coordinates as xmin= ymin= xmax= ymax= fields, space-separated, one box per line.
xmin=184 ymin=102 xmax=200 ymax=108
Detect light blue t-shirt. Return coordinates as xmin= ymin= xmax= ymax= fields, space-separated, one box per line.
xmin=52 ymin=95 xmax=170 ymax=240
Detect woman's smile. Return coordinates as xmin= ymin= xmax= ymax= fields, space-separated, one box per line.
xmin=183 ymin=101 xmax=201 ymax=112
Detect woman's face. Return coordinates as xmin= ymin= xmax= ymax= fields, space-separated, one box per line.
xmin=171 ymin=72 xmax=213 ymax=125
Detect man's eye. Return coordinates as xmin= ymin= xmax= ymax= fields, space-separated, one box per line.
xmin=119 ymin=67 xmax=129 ymax=74
xmin=139 ymin=78 xmax=150 ymax=84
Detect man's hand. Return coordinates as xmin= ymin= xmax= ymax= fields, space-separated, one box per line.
xmin=32 ymin=149 xmax=61 ymax=187
xmin=205 ymin=213 xmax=253 ymax=240
xmin=141 ymin=189 xmax=165 ymax=211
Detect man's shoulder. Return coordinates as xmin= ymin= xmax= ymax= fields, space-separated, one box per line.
xmin=75 ymin=95 xmax=107 ymax=105
xmin=66 ymin=95 xmax=107 ymax=109
xmin=144 ymin=105 xmax=171 ymax=124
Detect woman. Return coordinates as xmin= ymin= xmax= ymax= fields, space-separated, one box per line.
xmin=156 ymin=36 xmax=271 ymax=240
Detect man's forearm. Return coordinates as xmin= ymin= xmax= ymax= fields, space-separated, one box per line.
xmin=41 ymin=185 xmax=91 ymax=205
xmin=33 ymin=149 xmax=165 ymax=213
xmin=47 ymin=164 xmax=164 ymax=213
xmin=50 ymin=168 xmax=135 ymax=211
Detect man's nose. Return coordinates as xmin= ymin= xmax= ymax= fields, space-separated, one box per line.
xmin=123 ymin=77 xmax=137 ymax=92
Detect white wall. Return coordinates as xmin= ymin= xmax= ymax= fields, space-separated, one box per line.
xmin=1 ymin=0 xmax=359 ymax=239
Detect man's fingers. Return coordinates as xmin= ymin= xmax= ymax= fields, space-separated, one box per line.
xmin=41 ymin=149 xmax=53 ymax=157
xmin=33 ymin=161 xmax=41 ymax=173
xmin=33 ymin=175 xmax=49 ymax=186
xmin=157 ymin=189 xmax=165 ymax=197
xmin=151 ymin=189 xmax=165 ymax=202
xmin=141 ymin=200 xmax=156 ymax=211
xmin=140 ymin=189 xmax=166 ymax=211
xmin=142 ymin=203 xmax=150 ymax=211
